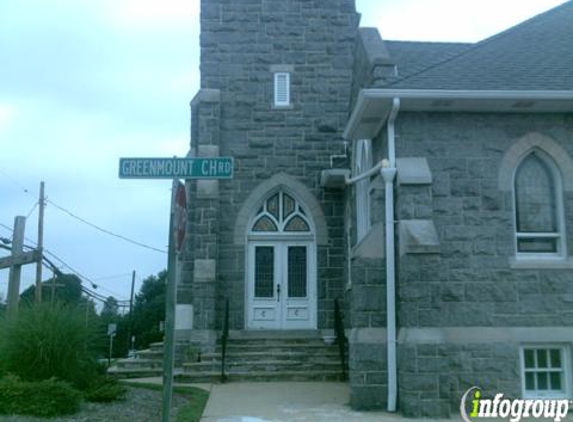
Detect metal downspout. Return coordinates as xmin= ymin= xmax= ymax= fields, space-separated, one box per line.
xmin=383 ymin=97 xmax=400 ymax=412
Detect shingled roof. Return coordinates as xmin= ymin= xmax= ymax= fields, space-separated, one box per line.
xmin=384 ymin=0 xmax=573 ymax=91
xmin=384 ymin=41 xmax=472 ymax=84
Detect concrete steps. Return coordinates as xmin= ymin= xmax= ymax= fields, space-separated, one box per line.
xmin=108 ymin=342 xmax=165 ymax=378
xmin=109 ymin=332 xmax=348 ymax=383
xmin=175 ymin=370 xmax=343 ymax=383
xmin=177 ymin=331 xmax=347 ymax=383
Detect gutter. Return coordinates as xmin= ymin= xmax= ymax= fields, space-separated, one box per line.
xmin=343 ymin=88 xmax=573 ymax=140
xmin=356 ymin=88 xmax=573 ymax=101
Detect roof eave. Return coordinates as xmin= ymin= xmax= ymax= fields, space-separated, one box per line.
xmin=344 ymin=89 xmax=573 ymax=140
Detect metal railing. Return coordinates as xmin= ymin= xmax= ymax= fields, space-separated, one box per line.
xmin=334 ymin=298 xmax=347 ymax=381
xmin=220 ymin=298 xmax=229 ymax=383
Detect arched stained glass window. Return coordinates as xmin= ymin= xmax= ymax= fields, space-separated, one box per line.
xmin=252 ymin=216 xmax=278 ymax=232
xmin=250 ymin=191 xmax=311 ymax=234
xmin=514 ymin=151 xmax=563 ymax=255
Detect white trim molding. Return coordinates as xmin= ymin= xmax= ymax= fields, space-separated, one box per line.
xmin=520 ymin=344 xmax=571 ymax=399
xmin=499 ymin=132 xmax=573 ymax=192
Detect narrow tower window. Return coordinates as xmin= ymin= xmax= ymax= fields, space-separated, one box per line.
xmin=274 ymin=72 xmax=290 ymax=107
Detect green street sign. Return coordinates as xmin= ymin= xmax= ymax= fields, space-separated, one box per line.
xmin=119 ymin=157 xmax=234 ymax=179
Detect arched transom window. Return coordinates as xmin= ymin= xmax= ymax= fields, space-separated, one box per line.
xmin=514 ymin=151 xmax=565 ymax=256
xmin=250 ymin=191 xmax=311 ymax=234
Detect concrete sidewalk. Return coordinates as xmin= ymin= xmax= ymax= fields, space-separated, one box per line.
xmin=200 ymin=382 xmax=400 ymax=422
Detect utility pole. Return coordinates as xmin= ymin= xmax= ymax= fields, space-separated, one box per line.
xmin=6 ymin=216 xmax=26 ymax=316
xmin=129 ymin=270 xmax=135 ymax=316
xmin=35 ymin=181 xmax=45 ymax=303
xmin=49 ymin=270 xmax=63 ymax=304
xmin=127 ymin=270 xmax=136 ymax=354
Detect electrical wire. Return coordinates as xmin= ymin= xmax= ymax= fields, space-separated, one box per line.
xmin=92 ymin=272 xmax=133 ymax=281
xmin=0 ymin=168 xmax=33 ymax=196
xmin=46 ymin=199 xmax=167 ymax=254
xmin=2 ymin=220 xmax=137 ymax=305
xmin=0 ymin=223 xmax=14 ymax=233
xmin=26 ymin=201 xmax=39 ymax=219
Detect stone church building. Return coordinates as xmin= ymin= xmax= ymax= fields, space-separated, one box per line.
xmin=175 ymin=0 xmax=573 ymax=417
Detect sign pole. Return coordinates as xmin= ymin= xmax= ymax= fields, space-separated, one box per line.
xmin=162 ymin=179 xmax=179 ymax=422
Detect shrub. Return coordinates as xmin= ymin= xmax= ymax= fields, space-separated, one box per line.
xmin=0 ymin=375 xmax=81 ymax=417
xmin=84 ymin=376 xmax=127 ymax=403
xmin=0 ymin=302 xmax=99 ymax=390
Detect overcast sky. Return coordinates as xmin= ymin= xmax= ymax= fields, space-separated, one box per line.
xmin=0 ymin=0 xmax=567 ymax=306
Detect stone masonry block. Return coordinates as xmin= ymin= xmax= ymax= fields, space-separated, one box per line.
xmin=194 ymin=259 xmax=216 ymax=283
xmin=399 ymin=220 xmax=440 ymax=256
xmin=197 ymin=180 xmax=219 ymax=199
xmin=397 ymin=157 xmax=432 ymax=185
xmin=198 ymin=145 xmax=220 ymax=157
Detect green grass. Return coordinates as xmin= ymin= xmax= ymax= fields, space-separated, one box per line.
xmin=122 ymin=382 xmax=209 ymax=422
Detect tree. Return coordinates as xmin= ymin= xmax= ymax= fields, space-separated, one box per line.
xmin=131 ymin=270 xmax=166 ymax=349
xmin=100 ymin=296 xmax=119 ymax=320
xmin=20 ymin=273 xmax=83 ymax=305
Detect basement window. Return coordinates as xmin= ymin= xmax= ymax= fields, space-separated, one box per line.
xmin=520 ymin=346 xmax=570 ymax=399
xmin=274 ymin=72 xmax=290 ymax=107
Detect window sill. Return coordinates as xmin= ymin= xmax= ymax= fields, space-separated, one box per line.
xmin=509 ymin=257 xmax=573 ymax=269
xmin=272 ymin=104 xmax=294 ymax=110
xmin=351 ymin=222 xmax=385 ymax=260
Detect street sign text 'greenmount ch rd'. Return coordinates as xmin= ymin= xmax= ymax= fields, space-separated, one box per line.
xmin=118 ymin=157 xmax=234 ymax=179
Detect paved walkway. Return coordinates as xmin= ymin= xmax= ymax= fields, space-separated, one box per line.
xmin=200 ymin=382 xmax=398 ymax=422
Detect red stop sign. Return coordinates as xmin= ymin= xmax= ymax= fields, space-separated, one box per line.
xmin=174 ymin=182 xmax=187 ymax=252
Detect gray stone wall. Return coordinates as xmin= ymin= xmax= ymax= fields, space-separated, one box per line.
xmin=390 ymin=112 xmax=573 ymax=416
xmin=350 ymin=259 xmax=386 ymax=328
xmin=350 ymin=28 xmax=396 ymax=107
xmin=350 ymin=331 xmax=388 ymax=410
xmin=348 ymin=258 xmax=387 ymax=410
xmin=191 ymin=0 xmax=360 ymax=331
xmin=398 ymin=342 xmax=520 ymax=417
xmin=394 ymin=112 xmax=573 ymax=329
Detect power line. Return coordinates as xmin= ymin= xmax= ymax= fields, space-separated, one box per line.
xmin=92 ymin=272 xmax=133 ymax=281
xmin=26 ymin=201 xmax=39 ymax=219
xmin=0 ymin=223 xmax=14 ymax=234
xmin=0 ymin=168 xmax=34 ymax=197
xmin=93 ymin=284 xmax=129 ymax=301
xmin=46 ymin=199 xmax=167 ymax=254
xmin=43 ymin=249 xmax=99 ymax=290
xmin=40 ymin=248 xmax=128 ymax=304
xmin=1 ymin=225 xmax=131 ymax=306
xmin=7 ymin=227 xmax=134 ymax=302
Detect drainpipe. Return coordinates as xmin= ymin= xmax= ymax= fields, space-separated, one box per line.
xmin=342 ymin=97 xmax=400 ymax=411
xmin=383 ymin=97 xmax=400 ymax=412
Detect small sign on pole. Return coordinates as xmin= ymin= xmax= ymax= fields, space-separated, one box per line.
xmin=108 ymin=323 xmax=117 ymax=367
xmin=174 ymin=182 xmax=187 ymax=253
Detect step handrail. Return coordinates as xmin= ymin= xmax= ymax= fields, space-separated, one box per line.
xmin=334 ymin=298 xmax=347 ymax=381
xmin=221 ymin=298 xmax=229 ymax=383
